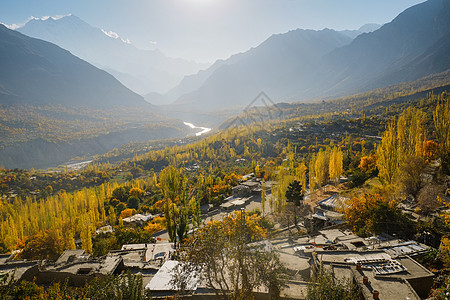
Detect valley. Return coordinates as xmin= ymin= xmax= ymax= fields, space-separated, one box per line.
xmin=1 ymin=0 xmax=450 ymax=299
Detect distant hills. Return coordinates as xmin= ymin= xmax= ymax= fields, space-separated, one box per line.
xmin=0 ymin=24 xmax=147 ymax=108
xmin=17 ymin=15 xmax=208 ymax=95
xmin=155 ymin=0 xmax=450 ymax=113
xmin=0 ymin=24 xmax=197 ymax=169
xmin=156 ymin=28 xmax=354 ymax=111
xmin=339 ymin=23 xmax=382 ymax=39
xmin=310 ymin=0 xmax=450 ymax=99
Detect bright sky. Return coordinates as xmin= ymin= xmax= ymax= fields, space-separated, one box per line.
xmin=0 ymin=0 xmax=425 ymax=63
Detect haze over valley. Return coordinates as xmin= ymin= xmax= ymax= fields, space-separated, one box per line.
xmin=2 ymin=1 xmax=450 ymax=299
xmin=2 ymin=0 xmax=450 ymax=168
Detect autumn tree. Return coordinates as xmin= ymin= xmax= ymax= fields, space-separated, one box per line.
xmin=19 ymin=229 xmax=67 ymax=261
xmin=309 ymin=154 xmax=317 ymax=191
xmin=377 ymin=107 xmax=429 ymax=188
xmin=398 ymin=156 xmax=428 ymax=197
xmin=314 ymin=148 xmax=328 ymax=187
xmin=174 ymin=211 xmax=285 ymax=299
xmin=435 ymin=196 xmax=450 ymax=267
xmin=129 ymin=187 xmax=144 ymax=198
xmin=377 ymin=121 xmax=399 ymax=185
xmin=433 ymin=93 xmax=450 ymax=174
xmin=329 ymin=146 xmax=343 ymax=184
xmin=344 ymin=193 xmax=413 ymax=237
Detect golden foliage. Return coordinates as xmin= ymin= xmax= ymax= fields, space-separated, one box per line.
xmin=344 ymin=193 xmax=400 ymax=235
xmin=120 ymin=208 xmax=133 ymax=219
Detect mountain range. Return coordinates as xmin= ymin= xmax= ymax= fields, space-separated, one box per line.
xmin=151 ymin=0 xmax=450 ymax=113
xmin=17 ymin=15 xmax=209 ymax=95
xmin=0 ymin=24 xmax=146 ymax=108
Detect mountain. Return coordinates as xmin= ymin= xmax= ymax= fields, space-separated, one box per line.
xmin=309 ymin=0 xmax=450 ymax=99
xmin=339 ymin=23 xmax=381 ymax=39
xmin=0 ymin=24 xmax=199 ymax=168
xmin=169 ymin=29 xmax=353 ymax=111
xmin=163 ymin=0 xmax=450 ymax=113
xmin=144 ymin=55 xmax=241 ymax=105
xmin=17 ymin=15 xmax=209 ymax=95
xmin=0 ymin=24 xmax=146 ymax=108
xmin=144 ymin=23 xmax=380 ymax=106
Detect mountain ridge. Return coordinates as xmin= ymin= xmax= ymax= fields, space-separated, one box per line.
xmin=0 ymin=24 xmax=147 ymax=108
xmin=169 ymin=28 xmax=353 ymax=111
xmin=161 ymin=0 xmax=450 ymax=112
xmin=17 ymin=15 xmax=209 ymax=95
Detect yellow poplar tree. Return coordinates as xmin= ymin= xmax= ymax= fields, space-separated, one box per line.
xmin=433 ymin=93 xmax=450 ymax=158
xmin=329 ymin=146 xmax=343 ymax=184
xmin=377 ymin=121 xmax=398 ymax=184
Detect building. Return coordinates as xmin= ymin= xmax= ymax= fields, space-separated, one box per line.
xmin=312 ymin=249 xmax=434 ymax=299
xmin=122 ymin=213 xmax=153 ymax=224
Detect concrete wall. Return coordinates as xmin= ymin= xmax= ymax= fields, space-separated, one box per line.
xmin=407 ymin=275 xmax=434 ymax=299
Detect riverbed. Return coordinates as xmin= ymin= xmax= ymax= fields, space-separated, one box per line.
xmin=183 ymin=122 xmax=212 ymax=136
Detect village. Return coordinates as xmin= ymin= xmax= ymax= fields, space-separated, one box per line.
xmin=0 ymin=173 xmax=441 ymax=300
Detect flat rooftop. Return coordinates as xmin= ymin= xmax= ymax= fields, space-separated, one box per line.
xmin=353 ymin=267 xmax=421 ymax=300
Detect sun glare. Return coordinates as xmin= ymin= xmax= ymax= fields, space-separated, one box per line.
xmin=184 ymin=0 xmax=224 ymax=9
xmin=186 ymin=0 xmax=215 ymax=5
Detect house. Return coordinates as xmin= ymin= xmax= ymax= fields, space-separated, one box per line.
xmin=312 ymin=249 xmax=434 ymax=299
xmin=96 ymin=225 xmax=113 ymax=234
xmin=309 ymin=194 xmax=350 ymax=230
xmin=34 ymin=254 xmax=124 ymax=287
xmin=317 ymin=194 xmax=349 ymax=212
xmin=145 ymin=260 xmax=200 ymax=298
xmin=122 ymin=213 xmax=153 ymax=224
xmin=0 ymin=254 xmax=39 ymax=283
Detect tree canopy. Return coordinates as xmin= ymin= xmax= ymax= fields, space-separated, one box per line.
xmin=173 ymin=211 xmax=286 ymax=299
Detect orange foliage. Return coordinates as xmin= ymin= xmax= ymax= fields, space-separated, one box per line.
xmin=224 ymin=173 xmax=240 ymax=186
xmin=153 ymin=199 xmax=165 ymax=211
xmin=208 ymin=184 xmax=230 ymax=198
xmin=129 ymin=187 xmax=144 ymax=198
xmin=422 ymin=140 xmax=439 ymax=162
xmin=345 ymin=193 xmax=399 ymax=235
xmin=120 ymin=208 xmax=133 ymax=219
xmin=144 ymin=222 xmax=165 ymax=235
xmin=358 ymin=153 xmax=377 ymax=171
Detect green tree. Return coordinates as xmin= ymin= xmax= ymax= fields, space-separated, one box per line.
xmin=112 ymin=186 xmax=130 ymax=202
xmin=285 ymin=180 xmax=303 ymax=227
xmin=306 ymin=267 xmax=359 ymax=300
xmin=85 ymin=271 xmax=150 ymax=300
xmin=127 ymin=196 xmax=140 ymax=210
xmin=159 ymin=165 xmax=191 ymax=248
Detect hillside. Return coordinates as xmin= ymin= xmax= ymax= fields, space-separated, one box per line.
xmin=18 ymin=15 xmax=208 ymax=95
xmin=0 ymin=24 xmax=146 ymax=108
xmin=163 ymin=0 xmax=450 ymax=112
xmin=170 ymin=29 xmax=353 ymax=111
xmin=0 ymin=104 xmax=194 ymax=169
xmin=310 ymin=0 xmax=450 ymax=98
xmin=0 ymin=24 xmax=201 ymax=168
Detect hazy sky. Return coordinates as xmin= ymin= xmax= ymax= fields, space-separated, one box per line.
xmin=0 ymin=0 xmax=425 ymax=62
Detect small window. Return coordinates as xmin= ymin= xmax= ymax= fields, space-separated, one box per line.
xmin=77 ymin=268 xmax=92 ymax=275
xmin=351 ymin=241 xmax=365 ymax=248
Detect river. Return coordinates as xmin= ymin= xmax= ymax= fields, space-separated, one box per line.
xmin=183 ymin=122 xmax=212 ymax=136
